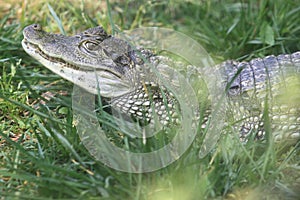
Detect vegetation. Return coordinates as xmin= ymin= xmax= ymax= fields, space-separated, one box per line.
xmin=1 ymin=0 xmax=299 ymax=199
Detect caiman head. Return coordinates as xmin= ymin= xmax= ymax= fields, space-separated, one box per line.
xmin=22 ymin=24 xmax=179 ymax=124
xmin=22 ymin=24 xmax=146 ymax=98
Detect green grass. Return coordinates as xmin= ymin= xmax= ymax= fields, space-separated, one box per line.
xmin=1 ymin=0 xmax=300 ymax=199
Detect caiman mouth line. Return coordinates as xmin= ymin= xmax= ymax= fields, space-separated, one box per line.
xmin=22 ymin=38 xmax=122 ymax=79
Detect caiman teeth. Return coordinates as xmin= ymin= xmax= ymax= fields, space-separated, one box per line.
xmin=23 ymin=38 xmax=87 ymax=71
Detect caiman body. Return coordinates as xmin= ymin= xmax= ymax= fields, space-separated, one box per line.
xmin=22 ymin=24 xmax=300 ymax=141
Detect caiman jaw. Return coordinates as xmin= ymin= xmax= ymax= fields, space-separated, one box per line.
xmin=22 ymin=38 xmax=81 ymax=71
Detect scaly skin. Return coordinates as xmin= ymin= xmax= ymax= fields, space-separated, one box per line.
xmin=22 ymin=24 xmax=300 ymax=141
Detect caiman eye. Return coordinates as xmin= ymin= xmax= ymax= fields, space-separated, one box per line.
xmin=79 ymin=40 xmax=101 ymax=57
xmin=84 ymin=41 xmax=99 ymax=51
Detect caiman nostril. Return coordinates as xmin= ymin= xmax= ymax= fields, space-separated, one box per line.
xmin=32 ymin=24 xmax=42 ymax=31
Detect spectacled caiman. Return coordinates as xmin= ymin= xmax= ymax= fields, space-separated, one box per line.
xmin=21 ymin=24 xmax=300 ymax=142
